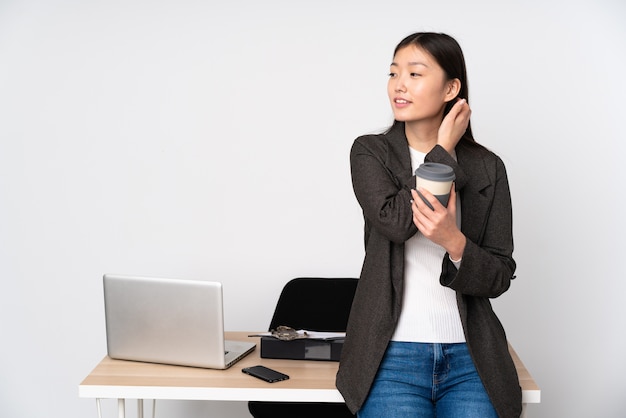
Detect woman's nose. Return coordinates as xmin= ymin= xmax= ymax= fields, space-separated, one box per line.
xmin=392 ymin=76 xmax=406 ymax=93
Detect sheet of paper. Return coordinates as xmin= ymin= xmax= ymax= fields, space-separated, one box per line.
xmin=248 ymin=330 xmax=346 ymax=340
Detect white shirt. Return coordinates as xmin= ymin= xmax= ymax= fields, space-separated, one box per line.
xmin=391 ymin=147 xmax=465 ymax=343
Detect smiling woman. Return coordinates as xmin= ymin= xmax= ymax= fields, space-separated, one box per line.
xmin=0 ymin=2 xmax=623 ymax=418
xmin=336 ymin=32 xmax=521 ymax=418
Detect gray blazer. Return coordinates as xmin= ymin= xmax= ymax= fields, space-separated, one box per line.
xmin=336 ymin=122 xmax=522 ymax=418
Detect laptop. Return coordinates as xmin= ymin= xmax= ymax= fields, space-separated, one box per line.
xmin=103 ymin=274 xmax=256 ymax=369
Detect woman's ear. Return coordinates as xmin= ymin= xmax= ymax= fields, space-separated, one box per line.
xmin=444 ymin=78 xmax=461 ymax=102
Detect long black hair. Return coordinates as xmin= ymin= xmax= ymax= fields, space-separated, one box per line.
xmin=388 ymin=32 xmax=476 ymax=144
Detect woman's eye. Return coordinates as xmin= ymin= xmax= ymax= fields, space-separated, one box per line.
xmin=410 ymin=73 xmax=421 ymax=77
xmin=388 ymin=72 xmax=397 ymax=78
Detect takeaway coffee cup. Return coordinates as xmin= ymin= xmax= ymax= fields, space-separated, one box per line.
xmin=414 ymin=162 xmax=456 ymax=208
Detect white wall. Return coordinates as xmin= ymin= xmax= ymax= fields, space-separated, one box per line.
xmin=1 ymin=1 xmax=624 ymax=417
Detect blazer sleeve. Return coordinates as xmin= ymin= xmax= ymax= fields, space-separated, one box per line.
xmin=440 ymin=153 xmax=516 ymax=298
xmin=350 ymin=136 xmax=417 ymax=244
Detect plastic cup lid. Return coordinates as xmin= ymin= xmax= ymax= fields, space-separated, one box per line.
xmin=415 ymin=162 xmax=455 ymax=182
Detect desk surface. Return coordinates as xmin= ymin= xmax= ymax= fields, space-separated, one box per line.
xmin=80 ymin=332 xmax=540 ymax=404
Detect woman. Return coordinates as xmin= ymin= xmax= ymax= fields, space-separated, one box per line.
xmin=336 ymin=32 xmax=522 ymax=418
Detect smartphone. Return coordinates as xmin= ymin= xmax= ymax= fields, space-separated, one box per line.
xmin=242 ymin=365 xmax=290 ymax=383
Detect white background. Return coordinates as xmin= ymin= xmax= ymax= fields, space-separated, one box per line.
xmin=1 ymin=1 xmax=625 ymax=417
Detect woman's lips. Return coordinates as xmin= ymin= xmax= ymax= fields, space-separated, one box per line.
xmin=393 ymin=97 xmax=411 ymax=108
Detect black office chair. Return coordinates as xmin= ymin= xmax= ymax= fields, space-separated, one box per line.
xmin=247 ymin=277 xmax=358 ymax=418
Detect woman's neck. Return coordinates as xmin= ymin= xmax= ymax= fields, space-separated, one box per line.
xmin=404 ymin=120 xmax=438 ymax=153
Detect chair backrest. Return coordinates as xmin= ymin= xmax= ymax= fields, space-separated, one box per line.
xmin=268 ymin=277 xmax=358 ymax=332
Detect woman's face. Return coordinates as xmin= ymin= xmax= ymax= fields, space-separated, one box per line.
xmin=387 ymin=45 xmax=455 ymax=125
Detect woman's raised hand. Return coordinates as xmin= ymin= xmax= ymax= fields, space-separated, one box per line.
xmin=437 ymin=98 xmax=471 ymax=154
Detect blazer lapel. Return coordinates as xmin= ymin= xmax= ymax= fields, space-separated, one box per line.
xmin=457 ymin=142 xmax=493 ymax=244
xmin=385 ymin=123 xmax=414 ymax=186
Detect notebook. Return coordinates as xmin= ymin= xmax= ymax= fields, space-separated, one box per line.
xmin=103 ymin=274 xmax=256 ymax=369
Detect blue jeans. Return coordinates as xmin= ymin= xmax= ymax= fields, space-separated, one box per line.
xmin=358 ymin=341 xmax=498 ymax=418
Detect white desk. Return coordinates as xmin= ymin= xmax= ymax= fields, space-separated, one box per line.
xmin=79 ymin=332 xmax=540 ymax=417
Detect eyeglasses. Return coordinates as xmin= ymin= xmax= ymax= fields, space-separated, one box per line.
xmin=270 ymin=326 xmax=309 ymax=341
